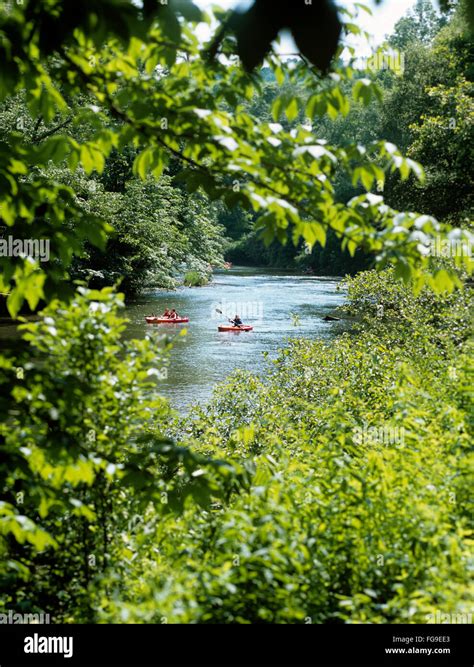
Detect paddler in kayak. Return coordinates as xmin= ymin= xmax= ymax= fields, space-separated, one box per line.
xmin=231 ymin=314 xmax=243 ymax=328
xmin=169 ymin=308 xmax=180 ymax=320
xmin=162 ymin=308 xmax=171 ymax=318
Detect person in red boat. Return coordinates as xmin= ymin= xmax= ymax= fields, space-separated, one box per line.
xmin=169 ymin=309 xmax=179 ymax=320
xmin=162 ymin=308 xmax=171 ymax=318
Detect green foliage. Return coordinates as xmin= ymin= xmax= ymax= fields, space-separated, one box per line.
xmin=382 ymin=4 xmax=474 ymax=222
xmin=0 ymin=0 xmax=469 ymax=315
xmin=0 ymin=94 xmax=228 ymax=298
xmin=389 ymin=0 xmax=450 ymax=49
xmin=72 ymin=174 xmax=225 ymax=294
xmin=0 ymin=0 xmax=472 ymax=627
xmin=228 ymin=227 xmax=370 ymax=274
xmin=183 ymin=270 xmax=209 ymax=287
xmin=96 ymin=269 xmax=473 ymax=623
xmin=224 ymin=3 xmax=473 ymax=273
xmin=343 ymin=265 xmax=473 ymax=336
xmin=0 ymin=288 xmax=250 ymax=618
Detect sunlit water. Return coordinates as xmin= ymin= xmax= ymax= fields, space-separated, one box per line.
xmin=124 ymin=267 xmax=347 ymax=411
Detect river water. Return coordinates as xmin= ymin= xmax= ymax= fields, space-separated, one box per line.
xmin=124 ymin=267 xmax=347 ymax=411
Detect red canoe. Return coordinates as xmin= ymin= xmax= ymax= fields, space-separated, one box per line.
xmin=145 ymin=316 xmax=189 ymax=324
xmin=218 ymin=324 xmax=253 ymax=332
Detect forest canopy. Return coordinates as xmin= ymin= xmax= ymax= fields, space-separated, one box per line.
xmin=0 ymin=0 xmax=472 ymax=314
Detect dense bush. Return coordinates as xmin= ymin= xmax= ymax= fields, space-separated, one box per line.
xmin=183 ymin=270 xmax=210 ymax=287
xmin=96 ymin=270 xmax=473 ymax=623
xmin=1 ymin=270 xmax=471 ymax=624
xmin=0 ymin=288 xmax=249 ymax=620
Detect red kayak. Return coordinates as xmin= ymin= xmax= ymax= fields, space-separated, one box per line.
xmin=146 ymin=316 xmax=189 ymax=324
xmin=218 ymin=324 xmax=253 ymax=332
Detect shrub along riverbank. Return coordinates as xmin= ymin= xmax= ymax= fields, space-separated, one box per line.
xmin=3 ymin=268 xmax=472 ymax=623
xmin=93 ymin=268 xmax=472 ymax=623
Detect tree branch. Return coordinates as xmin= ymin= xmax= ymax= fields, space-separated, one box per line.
xmin=33 ymin=117 xmax=73 ymax=144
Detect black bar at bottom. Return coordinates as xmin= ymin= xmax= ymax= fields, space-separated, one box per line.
xmin=0 ymin=623 xmax=471 ymax=666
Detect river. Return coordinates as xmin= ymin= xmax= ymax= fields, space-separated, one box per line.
xmin=124 ymin=267 xmax=347 ymax=411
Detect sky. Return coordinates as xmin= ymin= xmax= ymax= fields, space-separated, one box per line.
xmin=193 ymin=0 xmax=427 ymax=55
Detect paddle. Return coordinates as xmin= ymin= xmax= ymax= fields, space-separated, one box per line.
xmin=215 ymin=308 xmax=242 ymax=328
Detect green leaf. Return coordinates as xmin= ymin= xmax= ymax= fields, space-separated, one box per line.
xmin=432 ymin=269 xmax=454 ymax=294
xmin=285 ymin=98 xmax=299 ymax=122
xmin=353 ymin=79 xmax=376 ymax=106
xmin=80 ymin=144 xmax=105 ymax=175
xmin=7 ymin=287 xmax=24 ymax=319
xmin=133 ymin=149 xmax=153 ymax=180
xmin=272 ymin=97 xmax=284 ymax=122
xmin=36 ymin=136 xmax=70 ymax=165
xmin=275 ymin=66 xmax=285 ymax=86
xmin=307 ymin=94 xmax=327 ymax=119
xmin=394 ymin=258 xmax=412 ymax=282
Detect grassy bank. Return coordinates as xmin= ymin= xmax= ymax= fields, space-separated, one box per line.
xmin=183 ymin=270 xmax=211 ymax=287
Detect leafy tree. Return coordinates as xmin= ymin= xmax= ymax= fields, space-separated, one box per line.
xmin=382 ymin=1 xmax=474 ymax=222
xmin=0 ymin=94 xmax=227 ymax=296
xmin=1 ymin=287 xmax=249 ymax=618
xmin=389 ymin=0 xmax=450 ymax=49
xmin=1 ymin=0 xmax=470 ymax=320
